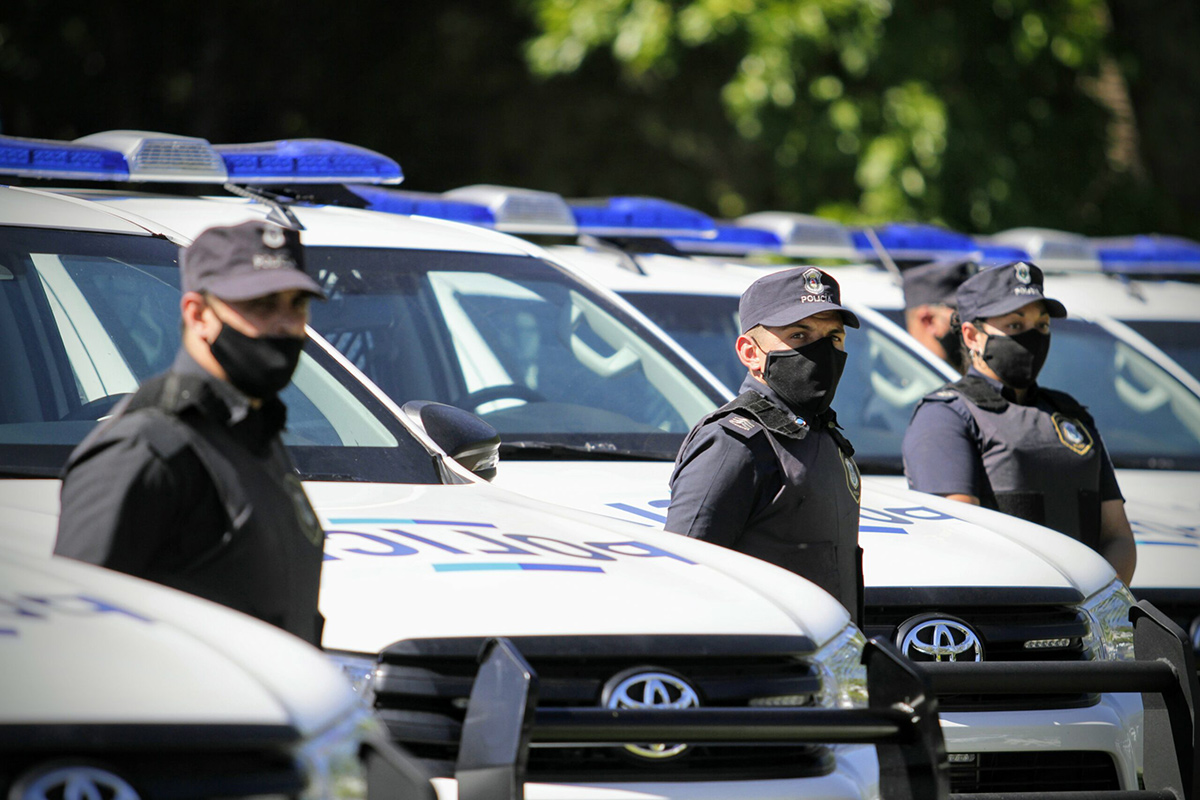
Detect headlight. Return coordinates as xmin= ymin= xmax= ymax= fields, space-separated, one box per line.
xmin=1079 ymin=579 xmax=1136 ymax=661
xmin=297 ymin=705 xmax=381 ymax=800
xmin=813 ymin=623 xmax=869 ymax=709
xmin=327 ymin=651 xmax=378 ymax=708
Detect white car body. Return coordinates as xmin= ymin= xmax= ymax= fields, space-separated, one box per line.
xmin=0 ymin=542 xmax=375 ymax=800
xmin=0 ymin=184 xmax=881 ymax=800
xmin=78 ymin=189 xmax=1155 ymax=790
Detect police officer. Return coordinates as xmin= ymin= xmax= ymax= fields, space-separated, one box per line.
xmin=665 ymin=267 xmax=864 ymax=621
xmin=902 ymin=261 xmax=1136 ymax=583
xmin=902 ymin=255 xmax=979 ymax=375
xmin=55 ymin=220 xmax=329 ymax=644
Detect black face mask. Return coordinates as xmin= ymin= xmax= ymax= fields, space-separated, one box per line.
xmin=980 ymin=328 xmax=1050 ymax=389
xmin=762 ymin=336 xmax=847 ymax=421
xmin=210 ymin=323 xmax=305 ymax=399
xmin=936 ymin=327 xmax=966 ymax=373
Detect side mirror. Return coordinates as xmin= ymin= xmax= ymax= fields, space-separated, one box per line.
xmin=401 ymin=401 xmax=500 ymax=481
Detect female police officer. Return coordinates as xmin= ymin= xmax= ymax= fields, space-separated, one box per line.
xmin=902 ymin=261 xmax=1136 ymax=583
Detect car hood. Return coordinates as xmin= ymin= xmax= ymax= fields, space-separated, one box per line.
xmin=1 ymin=478 xmax=848 ymax=658
xmin=307 ymin=480 xmax=850 ymax=654
xmin=1111 ymin=470 xmax=1200 ymax=589
xmin=0 ymin=545 xmax=357 ymax=734
xmin=492 ymin=461 xmax=1116 ymax=598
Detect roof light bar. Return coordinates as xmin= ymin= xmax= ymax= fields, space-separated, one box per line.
xmin=988 ymin=227 xmax=1100 ymax=272
xmin=215 ymin=139 xmax=402 ymax=185
xmin=568 ymin=196 xmax=716 ymax=238
xmin=0 ymin=134 xmax=131 ymax=181
xmin=670 ymin=223 xmax=783 ymax=255
xmin=1091 ymin=234 xmax=1200 ymax=276
xmin=736 ymin=212 xmax=857 ymax=258
xmin=74 ymin=130 xmax=228 ymax=183
xmin=852 ymin=223 xmax=977 ymax=259
xmin=444 ymin=185 xmax=577 ymax=234
xmin=347 ymin=186 xmax=495 ymax=225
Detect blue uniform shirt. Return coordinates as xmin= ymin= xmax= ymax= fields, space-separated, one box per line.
xmin=903 ymin=367 xmax=1122 ymax=501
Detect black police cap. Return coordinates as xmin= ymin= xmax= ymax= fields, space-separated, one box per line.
xmin=181 ymin=220 xmax=326 ymax=301
xmin=739 ymin=267 xmax=860 ymax=333
xmin=955 ymin=261 xmax=1066 ymax=322
xmin=902 ymin=256 xmax=980 ymax=309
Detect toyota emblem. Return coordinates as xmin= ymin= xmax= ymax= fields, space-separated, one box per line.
xmin=897 ymin=615 xmax=984 ymax=662
xmin=602 ymin=669 xmax=700 ymax=759
xmin=11 ymin=764 xmax=141 ymax=800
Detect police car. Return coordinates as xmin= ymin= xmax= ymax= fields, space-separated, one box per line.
xmin=183 ymin=171 xmax=1165 ymax=792
xmin=0 ymin=132 xmax=1182 ymax=797
xmin=0 ymin=542 xmax=407 ymax=800
xmin=0 ymin=136 xmax=887 ymax=800
xmin=985 ymin=226 xmax=1200 ymax=381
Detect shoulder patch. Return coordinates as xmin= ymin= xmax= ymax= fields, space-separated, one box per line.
xmin=719 ymin=414 xmax=763 ymax=439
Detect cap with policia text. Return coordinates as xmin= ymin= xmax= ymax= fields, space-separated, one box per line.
xmin=902 ymin=256 xmax=980 ymax=310
xmin=181 ymin=220 xmax=326 ymax=301
xmin=739 ymin=267 xmax=860 ymax=333
xmin=956 ymin=261 xmax=1066 ymax=322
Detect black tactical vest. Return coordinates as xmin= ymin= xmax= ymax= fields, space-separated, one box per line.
xmin=918 ymin=376 xmax=1103 ymax=549
xmin=66 ymin=372 xmax=326 ymax=645
xmin=683 ymin=390 xmax=863 ymax=620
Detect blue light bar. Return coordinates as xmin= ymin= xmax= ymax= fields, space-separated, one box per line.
xmin=989 ymin=227 xmax=1099 ymax=272
xmin=737 ymin=212 xmax=857 ymax=258
xmin=852 ymin=223 xmax=977 ymax=257
xmin=215 ymin=139 xmax=402 ymax=185
xmin=347 ymin=186 xmax=495 ymax=225
xmin=1092 ymin=234 xmax=1200 ymax=276
xmin=569 ymin=197 xmax=716 ymax=238
xmin=0 ymin=134 xmax=130 ymax=181
xmin=444 ymin=185 xmax=577 ymax=234
xmin=670 ymin=223 xmax=782 ymax=254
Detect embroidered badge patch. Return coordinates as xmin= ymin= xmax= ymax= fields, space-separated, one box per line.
xmin=803 ymin=268 xmax=824 ymax=295
xmin=842 ymin=452 xmax=862 ymax=503
xmin=1052 ymin=413 xmax=1094 ymax=456
xmin=1014 ymin=262 xmax=1032 ymax=284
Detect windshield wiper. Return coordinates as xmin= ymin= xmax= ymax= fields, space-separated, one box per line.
xmin=0 ymin=465 xmax=64 ymax=478
xmin=499 ymin=440 xmax=673 ymax=461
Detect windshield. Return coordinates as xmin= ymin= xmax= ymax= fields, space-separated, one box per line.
xmin=1122 ymin=320 xmax=1200 ymax=382
xmin=0 ymin=226 xmax=436 ymax=484
xmin=306 ymin=248 xmax=725 ymax=459
xmin=620 ymin=292 xmax=945 ymax=472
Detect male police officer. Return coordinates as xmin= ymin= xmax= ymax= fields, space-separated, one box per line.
xmin=665 ymin=267 xmax=864 ymax=621
xmin=902 ymin=255 xmax=979 ymax=375
xmin=55 ymin=220 xmax=328 ymax=645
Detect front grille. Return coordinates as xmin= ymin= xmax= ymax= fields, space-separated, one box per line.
xmin=948 ymin=751 xmax=1120 ymax=793
xmin=864 ymin=595 xmax=1096 ymax=711
xmin=374 ymin=634 xmax=833 ymax=781
xmin=0 ymin=750 xmax=304 ymax=800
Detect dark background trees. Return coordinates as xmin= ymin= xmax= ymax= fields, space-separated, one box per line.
xmin=2 ymin=0 xmax=1197 ymax=237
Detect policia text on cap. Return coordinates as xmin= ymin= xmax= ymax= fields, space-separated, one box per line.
xmin=902 ymin=262 xmax=1136 ymax=584
xmin=54 ymin=221 xmax=331 ymax=645
xmin=665 ymin=267 xmax=865 ymax=622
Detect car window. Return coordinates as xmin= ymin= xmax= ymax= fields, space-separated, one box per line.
xmin=306 ymin=248 xmax=725 ymax=458
xmin=1040 ymin=320 xmax=1200 ymax=468
xmin=620 ymin=292 xmax=945 ymax=472
xmin=0 ymin=226 xmax=436 ymax=484
xmin=1122 ymin=320 xmax=1200 ymax=382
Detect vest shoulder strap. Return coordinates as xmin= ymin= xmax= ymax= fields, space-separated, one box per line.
xmin=719 ymin=390 xmax=810 ymax=440
xmin=1039 ymin=388 xmax=1096 ymax=427
xmin=104 ymin=373 xmax=252 ymax=532
xmin=944 ymin=375 xmax=1009 ymax=411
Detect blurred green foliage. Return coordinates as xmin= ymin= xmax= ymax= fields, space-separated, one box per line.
xmin=0 ymin=1 xmax=1197 ymax=237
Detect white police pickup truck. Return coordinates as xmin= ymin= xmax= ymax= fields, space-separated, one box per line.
xmin=0 ymin=132 xmax=1185 ymax=798
xmin=0 ymin=542 xmax=414 ymax=800
xmin=0 ymin=138 xmax=892 ymax=800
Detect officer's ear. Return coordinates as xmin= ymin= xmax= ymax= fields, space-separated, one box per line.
xmin=736 ymin=329 xmax=766 ymax=374
xmin=961 ymin=319 xmax=985 ymax=356
xmin=181 ymin=291 xmax=217 ymax=342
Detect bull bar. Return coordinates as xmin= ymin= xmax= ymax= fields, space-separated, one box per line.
xmin=446 ymin=601 xmax=1197 ymax=800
